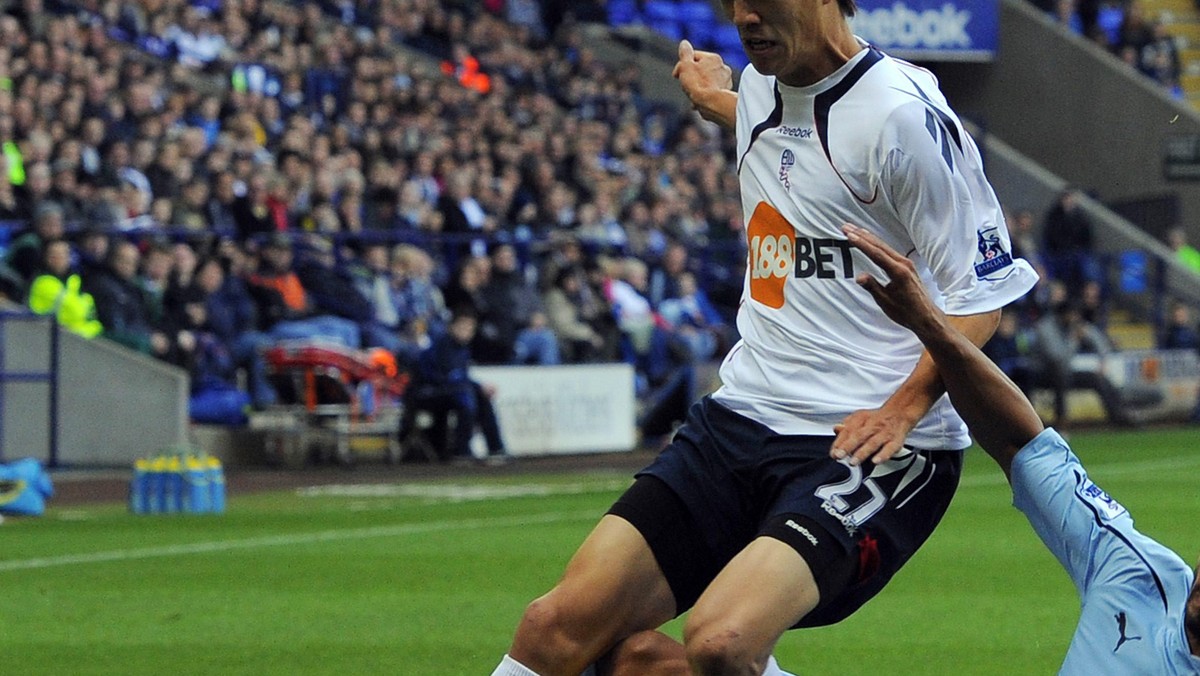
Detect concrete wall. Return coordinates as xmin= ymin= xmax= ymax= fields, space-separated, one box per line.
xmin=934 ymin=0 xmax=1200 ymax=241
xmin=580 ymin=23 xmax=692 ymax=109
xmin=1 ymin=314 xmax=188 ymax=467
xmin=984 ymin=135 xmax=1200 ymax=315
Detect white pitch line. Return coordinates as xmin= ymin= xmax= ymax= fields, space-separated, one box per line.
xmin=0 ymin=510 xmax=597 ymax=573
xmin=8 ymin=455 xmax=1198 ymax=574
xmin=295 ymin=479 xmax=633 ymax=501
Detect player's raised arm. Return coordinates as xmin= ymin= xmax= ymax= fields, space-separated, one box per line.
xmin=673 ymin=39 xmax=737 ymax=130
xmin=842 ymin=224 xmax=1043 ymax=477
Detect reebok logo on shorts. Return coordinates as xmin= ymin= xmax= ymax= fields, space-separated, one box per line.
xmin=785 ymin=519 xmax=820 ymax=547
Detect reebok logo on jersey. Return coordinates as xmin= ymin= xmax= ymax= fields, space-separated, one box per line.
xmin=747 ymin=202 xmax=856 ymax=309
xmin=852 ymin=3 xmax=972 ymax=50
xmin=784 ymin=519 xmax=820 ymax=547
xmin=776 ymin=126 xmax=813 ymax=139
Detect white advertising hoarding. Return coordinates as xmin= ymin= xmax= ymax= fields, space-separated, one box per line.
xmin=470 ymin=364 xmax=638 ymax=456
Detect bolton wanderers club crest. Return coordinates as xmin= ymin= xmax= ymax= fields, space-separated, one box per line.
xmin=779 ymin=149 xmax=795 ymax=190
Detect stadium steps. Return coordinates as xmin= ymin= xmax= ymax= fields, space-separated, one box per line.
xmin=1141 ymin=0 xmax=1198 ymax=20
xmin=1167 ymin=20 xmax=1200 ymax=44
xmin=1106 ymin=310 xmax=1158 ymax=350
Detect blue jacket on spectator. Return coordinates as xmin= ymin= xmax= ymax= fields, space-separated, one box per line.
xmin=414 ymin=332 xmax=472 ymax=389
xmin=206 ymin=273 xmax=262 ymax=343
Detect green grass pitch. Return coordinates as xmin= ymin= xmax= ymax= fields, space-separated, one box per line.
xmin=1 ymin=427 xmax=1196 ymax=675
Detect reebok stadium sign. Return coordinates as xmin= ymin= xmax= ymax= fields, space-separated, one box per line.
xmin=851 ymin=1 xmax=998 ymax=62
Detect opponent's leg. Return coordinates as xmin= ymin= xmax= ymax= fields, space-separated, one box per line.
xmin=600 ymin=630 xmax=799 ymax=676
xmin=500 ymin=514 xmax=677 ymax=676
xmin=683 ymin=536 xmax=820 ymax=676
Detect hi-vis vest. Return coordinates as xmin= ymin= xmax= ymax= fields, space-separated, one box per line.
xmin=28 ymin=273 xmax=103 ymax=338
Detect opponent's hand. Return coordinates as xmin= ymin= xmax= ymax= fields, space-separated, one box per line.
xmin=831 ymin=406 xmax=917 ymax=466
xmin=830 ymin=224 xmax=940 ymax=465
xmin=842 ymin=223 xmax=945 ymax=340
xmin=673 ymin=39 xmax=733 ymax=123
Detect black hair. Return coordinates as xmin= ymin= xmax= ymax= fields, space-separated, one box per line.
xmin=1186 ymin=593 xmax=1200 ymax=648
xmin=839 ymin=0 xmax=857 ymax=17
xmin=554 ymin=266 xmax=580 ymax=288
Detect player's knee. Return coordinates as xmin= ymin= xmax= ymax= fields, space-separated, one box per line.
xmin=511 ymin=592 xmax=589 ymax=668
xmin=514 ymin=594 xmax=568 ymax=647
xmin=682 ymin=622 xmax=761 ymax=676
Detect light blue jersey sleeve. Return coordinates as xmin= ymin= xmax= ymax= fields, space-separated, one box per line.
xmin=1010 ymin=428 xmax=1138 ymax=594
xmin=1010 ymin=429 xmax=1200 ymax=675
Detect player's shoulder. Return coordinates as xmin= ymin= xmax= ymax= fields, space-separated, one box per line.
xmin=814 ymin=52 xmax=942 ymax=190
xmin=855 ymin=53 xmax=958 ymax=141
xmin=813 ymin=51 xmax=937 ymax=159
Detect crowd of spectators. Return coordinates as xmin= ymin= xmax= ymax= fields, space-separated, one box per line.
xmin=0 ymin=0 xmax=739 ymax=436
xmin=2 ymin=0 xmax=1195 ymax=436
xmin=986 ymin=185 xmax=1200 ymax=426
xmin=1034 ymin=0 xmax=1184 ymax=97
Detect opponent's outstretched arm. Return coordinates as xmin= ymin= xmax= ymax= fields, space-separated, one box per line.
xmin=842 ymin=224 xmax=1043 ymax=477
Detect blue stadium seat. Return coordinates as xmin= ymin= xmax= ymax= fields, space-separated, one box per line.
xmin=648 ymin=18 xmax=684 ymax=42
xmin=1097 ymin=6 xmax=1124 ymax=46
xmin=607 ymin=0 xmax=641 ymax=26
xmin=677 ymin=1 xmax=716 ymax=22
xmin=643 ymin=0 xmax=680 ymax=23
xmin=678 ymin=1 xmax=718 ymax=43
xmin=1118 ymin=250 xmax=1150 ymax=294
xmin=687 ymin=20 xmax=719 ymax=45
xmin=712 ymin=23 xmax=742 ymax=51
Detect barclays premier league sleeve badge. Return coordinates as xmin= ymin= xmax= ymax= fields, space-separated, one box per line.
xmin=1075 ymin=473 xmax=1127 ymax=522
xmin=974 ymin=226 xmax=1014 ymax=279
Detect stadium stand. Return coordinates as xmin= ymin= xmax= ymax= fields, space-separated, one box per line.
xmin=1028 ymin=0 xmax=1194 ymax=104
xmin=0 ymin=0 xmax=1196 ymax=460
xmin=0 ymin=0 xmax=747 ymax=451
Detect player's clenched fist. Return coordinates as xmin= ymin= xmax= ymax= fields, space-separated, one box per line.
xmin=673 ymin=39 xmax=736 ymax=129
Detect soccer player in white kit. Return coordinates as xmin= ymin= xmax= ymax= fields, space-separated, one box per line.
xmin=599 ymin=227 xmax=1200 ymax=675
xmin=491 ymin=1 xmax=1038 ymax=674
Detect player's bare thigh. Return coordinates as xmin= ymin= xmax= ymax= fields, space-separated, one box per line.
xmin=684 ymin=536 xmax=819 ymax=673
xmin=510 ymin=514 xmax=677 ymax=675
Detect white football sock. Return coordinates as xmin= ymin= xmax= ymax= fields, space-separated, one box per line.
xmin=491 ymin=654 xmax=540 ymax=676
xmin=763 ymin=655 xmax=798 ymax=676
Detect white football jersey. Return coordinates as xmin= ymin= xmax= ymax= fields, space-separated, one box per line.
xmin=711 ymin=44 xmax=1039 ymax=449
